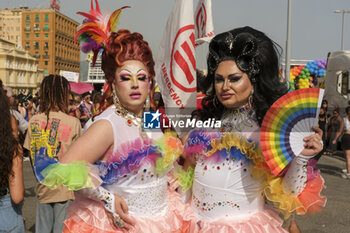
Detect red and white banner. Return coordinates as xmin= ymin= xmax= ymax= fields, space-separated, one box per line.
xmin=155 ymin=0 xmax=197 ymax=136
xmin=194 ymin=0 xmax=214 ymax=46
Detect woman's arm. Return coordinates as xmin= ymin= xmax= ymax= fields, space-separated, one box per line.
xmin=333 ymin=117 xmax=344 ymax=144
xmin=60 ymin=120 xmax=114 ymax=164
xmin=263 ymin=127 xmax=326 ymax=218
xmin=10 ymin=115 xmax=18 ymax=140
xmin=25 ymin=101 xmax=33 ymax=121
xmin=9 ymin=146 xmax=24 ymax=204
xmin=75 ymin=108 xmax=81 ymax=118
xmin=282 ymin=127 xmax=323 ymax=196
xmin=58 ymin=119 xmax=135 ymax=228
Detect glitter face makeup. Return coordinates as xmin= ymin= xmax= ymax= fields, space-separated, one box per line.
xmin=114 ymin=60 xmax=150 ymax=116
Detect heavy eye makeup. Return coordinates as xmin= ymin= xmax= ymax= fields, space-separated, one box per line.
xmin=214 ymin=75 xmax=224 ymax=83
xmin=137 ymin=73 xmax=148 ymax=81
xmin=119 ymin=73 xmax=131 ymax=81
xmin=214 ymin=74 xmax=242 ymax=83
xmin=228 ymin=74 xmax=242 ymax=82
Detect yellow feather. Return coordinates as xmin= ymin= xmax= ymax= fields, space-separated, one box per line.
xmin=109 ymin=9 xmax=123 ymax=33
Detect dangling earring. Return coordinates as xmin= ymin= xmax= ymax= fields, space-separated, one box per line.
xmin=145 ymin=81 xmax=152 ymax=111
xmin=113 ymin=90 xmax=124 ymax=117
xmin=145 ymin=95 xmax=150 ymax=111
xmin=113 ymin=90 xmax=120 ymax=108
xmin=248 ymin=89 xmax=254 ymax=107
xmin=112 ymin=89 xmax=142 ymax=127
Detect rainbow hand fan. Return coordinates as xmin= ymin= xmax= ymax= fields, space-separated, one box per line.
xmin=260 ymin=88 xmax=324 ymax=176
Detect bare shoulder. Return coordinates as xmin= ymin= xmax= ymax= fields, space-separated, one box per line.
xmin=60 ymin=119 xmax=114 ymax=163
xmin=84 ymin=119 xmax=113 ymax=136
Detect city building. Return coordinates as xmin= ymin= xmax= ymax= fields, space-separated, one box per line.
xmin=0 ymin=38 xmax=44 ymax=94
xmin=0 ymin=8 xmax=23 ymax=47
xmin=21 ymin=8 xmax=80 ymax=76
xmin=0 ymin=7 xmax=80 ymax=77
xmin=86 ymin=53 xmax=105 ymax=84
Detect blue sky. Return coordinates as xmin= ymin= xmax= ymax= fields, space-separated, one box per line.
xmin=2 ymin=0 xmax=350 ymax=68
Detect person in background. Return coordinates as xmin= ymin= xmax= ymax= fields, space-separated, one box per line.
xmin=32 ymin=95 xmax=40 ymax=114
xmin=319 ymin=100 xmax=328 ymax=143
xmin=92 ymin=92 xmax=102 ymax=116
xmin=83 ymin=92 xmax=114 ymax=133
xmin=326 ymin=108 xmax=344 ymax=156
xmin=24 ymin=75 xmax=82 ymax=233
xmin=314 ymin=99 xmax=328 ymax=161
xmin=0 ymin=86 xmax=25 ymax=233
xmin=68 ymin=94 xmax=81 ymax=119
xmin=3 ymin=87 xmax=30 ymax=160
xmin=3 ymin=87 xmax=29 ymax=136
xmin=17 ymin=94 xmax=34 ymax=122
xmin=79 ymin=92 xmax=93 ymax=128
xmin=341 ymin=106 xmax=350 ymax=179
xmin=74 ymin=95 xmax=82 ymax=119
xmin=196 ymin=69 xmax=207 ymax=111
xmin=68 ymin=94 xmax=75 ymax=116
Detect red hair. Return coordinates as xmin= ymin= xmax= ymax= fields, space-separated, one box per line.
xmin=101 ymin=29 xmax=156 ymax=110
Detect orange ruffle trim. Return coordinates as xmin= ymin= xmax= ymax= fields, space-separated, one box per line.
xmin=253 ymin=165 xmax=326 ymax=219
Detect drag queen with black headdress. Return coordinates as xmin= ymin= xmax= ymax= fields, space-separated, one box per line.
xmin=178 ymin=26 xmax=326 ymax=232
xmin=32 ymin=2 xmax=185 ymax=233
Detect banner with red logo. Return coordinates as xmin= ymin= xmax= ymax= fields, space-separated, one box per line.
xmin=194 ymin=0 xmax=214 ymax=46
xmin=155 ymin=0 xmax=197 ymax=136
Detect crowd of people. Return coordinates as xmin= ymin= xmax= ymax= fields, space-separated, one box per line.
xmin=315 ymin=99 xmax=350 ymax=179
xmin=0 ymin=3 xmax=349 ymax=233
xmin=0 ymin=78 xmax=112 ymax=233
xmin=2 ymin=84 xmax=104 ymax=130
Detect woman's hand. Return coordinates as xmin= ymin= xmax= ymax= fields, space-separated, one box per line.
xmin=332 ymin=139 xmax=337 ymax=145
xmin=301 ymin=126 xmax=323 ymax=157
xmin=107 ymin=194 xmax=135 ymax=230
xmin=24 ymin=100 xmax=33 ymax=111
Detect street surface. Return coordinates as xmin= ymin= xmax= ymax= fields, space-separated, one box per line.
xmin=22 ymin=153 xmax=350 ymax=233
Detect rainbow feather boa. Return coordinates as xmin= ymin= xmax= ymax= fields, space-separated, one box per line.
xmin=35 ymin=132 xmax=183 ymax=190
xmin=96 ymin=132 xmax=183 ymax=185
xmin=184 ymin=130 xmax=256 ymax=164
xmin=34 ymin=148 xmax=93 ymax=190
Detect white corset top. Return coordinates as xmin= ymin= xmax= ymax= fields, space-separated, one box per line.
xmin=192 ymin=156 xmax=265 ymax=221
xmin=104 ymin=163 xmax=168 ymax=217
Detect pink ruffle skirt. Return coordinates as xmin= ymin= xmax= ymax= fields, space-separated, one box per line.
xmin=181 ymin=205 xmax=288 ymax=233
xmin=63 ymin=190 xmax=185 ymax=233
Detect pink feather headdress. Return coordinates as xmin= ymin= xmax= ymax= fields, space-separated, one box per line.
xmin=74 ymin=0 xmax=129 ymax=66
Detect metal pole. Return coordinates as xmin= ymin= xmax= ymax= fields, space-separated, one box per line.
xmin=285 ymin=0 xmax=292 ymax=85
xmin=341 ymin=11 xmax=345 ymax=50
xmin=334 ymin=10 xmax=350 ymax=50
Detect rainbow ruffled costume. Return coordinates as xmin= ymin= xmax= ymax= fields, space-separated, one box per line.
xmin=178 ymin=122 xmax=326 ymax=233
xmin=35 ymin=107 xmax=185 ymax=233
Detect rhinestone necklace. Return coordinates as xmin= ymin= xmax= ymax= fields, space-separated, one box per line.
xmin=220 ymin=103 xmax=255 ymax=132
xmin=114 ymin=106 xmax=143 ymax=127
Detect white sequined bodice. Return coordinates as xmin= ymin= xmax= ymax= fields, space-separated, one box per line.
xmin=192 ymin=121 xmax=265 ymax=221
xmin=105 ymin=163 xmax=168 ymax=217
xmin=192 ymin=156 xmax=265 ymax=221
xmin=95 ymin=107 xmax=168 ymax=217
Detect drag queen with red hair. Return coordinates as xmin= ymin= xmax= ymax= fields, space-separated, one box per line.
xmin=178 ymin=26 xmax=326 ymax=232
xmin=32 ymin=2 xmax=184 ymax=232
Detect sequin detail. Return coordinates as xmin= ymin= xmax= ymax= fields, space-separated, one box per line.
xmin=97 ymin=187 xmax=114 ymax=213
xmin=120 ymin=178 xmax=168 ymax=216
xmin=193 ymin=194 xmax=240 ymax=211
